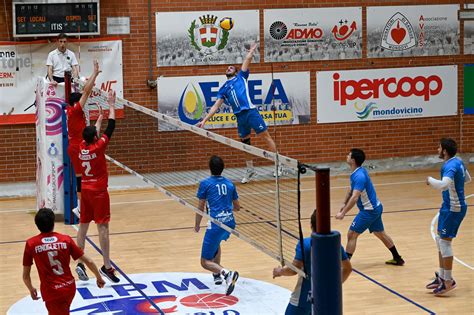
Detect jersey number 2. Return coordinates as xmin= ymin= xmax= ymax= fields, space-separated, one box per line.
xmin=82 ymin=161 xmax=93 ymax=177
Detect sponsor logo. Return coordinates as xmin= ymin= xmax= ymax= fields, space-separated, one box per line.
xmin=189 ymin=15 xmax=233 ymax=55
xmin=0 ymin=72 xmax=15 ymax=79
xmin=331 ymin=20 xmax=357 ymax=41
xmin=47 ymin=143 xmax=59 ymax=157
xmin=41 ymin=236 xmax=58 ymax=244
xmin=269 ymin=20 xmax=323 ymax=41
xmin=8 ymin=273 xmax=290 ymax=314
xmin=332 ymin=72 xmax=442 ymax=106
xmin=354 ymin=102 xmax=423 ymax=120
xmin=381 ymin=12 xmax=416 ymax=51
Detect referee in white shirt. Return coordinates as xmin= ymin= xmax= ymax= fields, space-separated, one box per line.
xmin=46 ymin=33 xmax=79 ymax=85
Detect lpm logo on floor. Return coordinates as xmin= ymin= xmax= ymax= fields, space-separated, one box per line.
xmin=8 ymin=272 xmax=290 ymax=314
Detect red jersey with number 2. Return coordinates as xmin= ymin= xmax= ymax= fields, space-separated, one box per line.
xmin=23 ymin=232 xmax=84 ymax=302
xmin=79 ymin=134 xmax=110 ymax=191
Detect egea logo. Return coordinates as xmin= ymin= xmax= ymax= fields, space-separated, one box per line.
xmin=332 ymin=72 xmax=443 ymax=106
xmin=41 ymin=236 xmax=58 ymax=244
xmin=8 ymin=273 xmax=290 ymax=315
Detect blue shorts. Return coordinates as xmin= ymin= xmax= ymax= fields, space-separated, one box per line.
xmin=201 ymin=223 xmax=234 ymax=260
xmin=235 ymin=108 xmax=267 ymax=139
xmin=350 ymin=207 xmax=385 ymax=234
xmin=285 ymin=303 xmax=311 ymax=315
xmin=438 ymin=210 xmax=466 ymax=238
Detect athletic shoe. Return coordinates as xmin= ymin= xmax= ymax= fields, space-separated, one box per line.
xmin=433 ymin=279 xmax=456 ymax=296
xmin=75 ymin=262 xmax=89 ymax=281
xmin=241 ymin=169 xmax=257 ymax=184
xmin=213 ymin=273 xmax=223 ymax=285
xmin=385 ymin=257 xmax=405 ymax=266
xmin=100 ymin=265 xmax=120 ymax=283
xmin=224 ymin=270 xmax=239 ymax=296
xmin=72 ymin=206 xmax=81 ymax=219
xmin=426 ymin=272 xmax=441 ymax=289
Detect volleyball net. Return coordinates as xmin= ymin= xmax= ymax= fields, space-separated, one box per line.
xmin=74 ymin=78 xmax=311 ymax=276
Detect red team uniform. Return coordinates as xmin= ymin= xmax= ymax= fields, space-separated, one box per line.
xmin=79 ymin=134 xmax=111 ymax=224
xmin=23 ymin=232 xmax=84 ymax=314
xmin=66 ymin=102 xmax=86 ymax=175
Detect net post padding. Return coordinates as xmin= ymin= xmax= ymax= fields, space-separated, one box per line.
xmin=316 ymin=168 xmax=330 ymax=234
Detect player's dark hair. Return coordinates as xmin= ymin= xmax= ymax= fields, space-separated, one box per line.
xmin=83 ymin=126 xmax=97 ymax=144
xmin=35 ymin=208 xmax=55 ymax=233
xmin=69 ymin=92 xmax=82 ymax=106
xmin=350 ymin=148 xmax=365 ymax=167
xmin=440 ymin=138 xmax=457 ymax=157
xmin=58 ymin=32 xmax=68 ymax=40
xmin=311 ymin=209 xmax=317 ymax=233
xmin=209 ymin=155 xmax=224 ymax=176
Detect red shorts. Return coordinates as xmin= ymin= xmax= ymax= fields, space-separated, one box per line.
xmin=44 ymin=291 xmax=75 ymax=315
xmin=67 ymin=144 xmax=82 ymax=175
xmin=80 ymin=189 xmax=111 ymax=224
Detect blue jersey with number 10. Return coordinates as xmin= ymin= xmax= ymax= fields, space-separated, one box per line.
xmin=197 ymin=176 xmax=238 ymax=226
xmin=217 ymin=70 xmax=255 ymax=114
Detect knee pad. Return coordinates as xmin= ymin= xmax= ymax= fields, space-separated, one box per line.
xmin=435 ymin=235 xmax=441 ymax=251
xmin=241 ymin=138 xmax=251 ymax=145
xmin=439 ymin=239 xmax=453 ymax=258
xmin=76 ymin=176 xmax=82 ymax=192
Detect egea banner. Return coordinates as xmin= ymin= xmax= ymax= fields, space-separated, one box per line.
xmin=157 ymin=71 xmax=310 ymax=131
xmin=316 ymin=65 xmax=457 ymax=123
xmin=156 ymin=10 xmax=259 ymax=66
xmin=264 ymin=7 xmax=362 ymax=62
xmin=367 ymin=5 xmax=460 ymax=58
xmin=0 ymin=38 xmax=123 ymax=125
xmin=8 ymin=273 xmax=290 ymax=314
xmin=35 ymin=78 xmax=65 ymax=216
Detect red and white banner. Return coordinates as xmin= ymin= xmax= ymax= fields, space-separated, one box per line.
xmin=0 ymin=38 xmax=123 ymax=125
xmin=316 ymin=65 xmax=457 ymax=123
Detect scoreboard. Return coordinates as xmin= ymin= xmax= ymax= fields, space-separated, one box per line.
xmin=13 ymin=1 xmax=100 ymax=37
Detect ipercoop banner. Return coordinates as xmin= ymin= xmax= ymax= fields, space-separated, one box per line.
xmin=316 ymin=65 xmax=457 ymax=123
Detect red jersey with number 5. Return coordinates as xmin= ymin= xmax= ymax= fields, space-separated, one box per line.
xmin=66 ymin=102 xmax=86 ymax=146
xmin=79 ymin=134 xmax=110 ymax=191
xmin=23 ymin=232 xmax=84 ymax=302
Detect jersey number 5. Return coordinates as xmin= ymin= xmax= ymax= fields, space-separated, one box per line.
xmin=82 ymin=161 xmax=93 ymax=177
xmin=48 ymin=251 xmax=64 ymax=276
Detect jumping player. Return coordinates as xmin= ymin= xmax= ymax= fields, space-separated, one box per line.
xmin=22 ymin=208 xmax=105 ymax=315
xmin=335 ymin=148 xmax=405 ymax=266
xmin=194 ymin=155 xmax=240 ymax=296
xmin=425 ymin=138 xmax=471 ymax=295
xmin=76 ymin=90 xmax=119 ymax=283
xmin=197 ymin=43 xmax=278 ymax=184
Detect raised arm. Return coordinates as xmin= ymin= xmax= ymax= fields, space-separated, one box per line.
xmin=241 ymin=43 xmax=258 ymax=72
xmin=104 ymin=90 xmax=116 ymax=139
xmin=78 ymin=60 xmax=101 ymax=108
xmin=197 ymin=98 xmax=224 ymax=128
xmin=94 ymin=105 xmax=104 ymax=135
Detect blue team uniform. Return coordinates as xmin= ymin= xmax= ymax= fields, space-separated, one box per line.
xmin=438 ymin=157 xmax=468 ymax=238
xmin=216 ymin=69 xmax=267 ymax=138
xmin=197 ymin=175 xmax=238 ymax=260
xmin=286 ymin=237 xmax=348 ymax=315
xmin=349 ymin=167 xmax=385 ymax=234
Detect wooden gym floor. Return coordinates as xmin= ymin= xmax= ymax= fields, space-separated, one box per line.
xmin=0 ymin=168 xmax=473 ymax=314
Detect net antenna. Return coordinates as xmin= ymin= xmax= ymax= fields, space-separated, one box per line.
xmin=74 ymin=78 xmax=307 ymax=277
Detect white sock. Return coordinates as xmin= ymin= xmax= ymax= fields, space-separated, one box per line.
xmin=439 ymin=268 xmax=445 ymax=279
xmin=444 ymin=269 xmax=452 ymax=280
xmin=246 ymin=160 xmax=254 ymax=169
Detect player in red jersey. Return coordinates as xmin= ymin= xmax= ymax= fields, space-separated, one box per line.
xmin=77 ymin=89 xmax=119 ymax=283
xmin=22 ymin=208 xmax=105 ymax=315
xmin=66 ymin=60 xmax=101 ymax=223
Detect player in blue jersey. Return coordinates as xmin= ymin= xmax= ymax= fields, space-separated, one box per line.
xmin=273 ymin=210 xmax=352 ymax=315
xmin=426 ymin=138 xmax=471 ymax=296
xmin=194 ymin=155 xmax=241 ymax=296
xmin=197 ymin=43 xmax=278 ymax=184
xmin=335 ymin=148 xmax=405 ymax=266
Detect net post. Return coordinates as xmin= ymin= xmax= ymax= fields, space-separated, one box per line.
xmin=316 ymin=168 xmax=330 ymax=234
xmin=312 ymin=167 xmax=343 ymax=315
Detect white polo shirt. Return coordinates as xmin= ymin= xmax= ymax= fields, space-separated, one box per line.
xmin=46 ymin=48 xmax=78 ymax=78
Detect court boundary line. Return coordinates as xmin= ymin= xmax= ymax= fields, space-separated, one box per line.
xmin=70 ymin=225 xmax=164 ymax=315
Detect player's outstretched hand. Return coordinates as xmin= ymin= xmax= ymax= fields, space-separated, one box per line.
xmin=97 ymin=276 xmax=106 ymax=288
xmin=93 ymin=59 xmax=102 ymax=75
xmin=249 ymin=42 xmax=258 ymax=52
xmin=29 ymin=288 xmax=39 ymax=300
xmin=107 ymin=90 xmax=116 ymax=107
xmin=196 ymin=120 xmax=205 ymax=129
